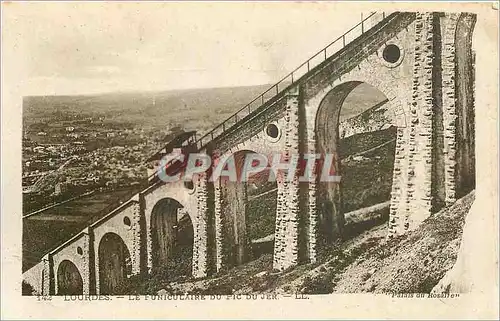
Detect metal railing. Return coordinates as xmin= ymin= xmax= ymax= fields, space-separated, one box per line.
xmin=195 ymin=11 xmax=388 ymax=150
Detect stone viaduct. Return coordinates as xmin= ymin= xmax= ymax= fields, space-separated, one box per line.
xmin=23 ymin=11 xmax=476 ymax=295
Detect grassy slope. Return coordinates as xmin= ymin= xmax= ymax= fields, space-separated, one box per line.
xmin=332 ymin=191 xmax=475 ymax=293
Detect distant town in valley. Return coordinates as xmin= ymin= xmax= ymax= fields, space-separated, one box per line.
xmin=21 ymin=85 xmax=270 ymax=215
xmin=21 ymin=85 xmax=279 ymax=270
xmin=22 ymin=112 xmax=167 ymax=213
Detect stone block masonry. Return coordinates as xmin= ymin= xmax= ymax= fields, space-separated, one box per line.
xmin=193 ymin=173 xmax=210 ymax=278
xmin=273 ymin=87 xmax=301 ymax=271
xmin=388 ymin=12 xmax=435 ymax=236
xmin=42 ymin=254 xmax=53 ymax=295
xmin=130 ymin=197 xmax=142 ymax=275
xmin=441 ymin=13 xmax=460 ymax=205
xmin=214 ymin=179 xmax=225 ymax=272
xmin=306 ymin=179 xmax=318 ymax=264
xmin=407 ymin=12 xmax=435 ymax=229
xmin=80 ymin=228 xmax=92 ymax=294
xmin=388 ymin=127 xmax=410 ymax=237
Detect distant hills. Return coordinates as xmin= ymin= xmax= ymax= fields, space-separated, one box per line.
xmin=23 ymin=84 xmax=271 ymax=133
xmin=23 ymin=83 xmax=386 ymax=135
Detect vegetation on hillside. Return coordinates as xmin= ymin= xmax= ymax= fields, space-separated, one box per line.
xmin=340 ymin=126 xmax=396 ymax=212
xmin=247 ymin=192 xmax=277 ymax=240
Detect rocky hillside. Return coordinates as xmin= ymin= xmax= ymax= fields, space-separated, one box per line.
xmin=122 ymin=191 xmax=474 ymax=295
xmin=331 ymin=191 xmax=474 ymax=293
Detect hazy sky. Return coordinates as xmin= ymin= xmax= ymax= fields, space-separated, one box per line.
xmin=5 ymin=2 xmax=367 ymax=96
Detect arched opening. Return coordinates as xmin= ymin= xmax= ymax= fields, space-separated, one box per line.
xmin=219 ymin=149 xmax=277 ymax=266
xmin=150 ymin=198 xmax=193 ymax=278
xmin=98 ymin=232 xmax=131 ymax=295
xmin=315 ymin=81 xmax=397 ymax=242
xmin=57 ymin=260 xmax=83 ymax=295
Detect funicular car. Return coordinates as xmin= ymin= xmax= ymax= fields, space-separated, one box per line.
xmin=146 ymin=131 xmax=198 ymax=184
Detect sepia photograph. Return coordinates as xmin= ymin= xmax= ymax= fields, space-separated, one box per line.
xmin=1 ymin=1 xmax=498 ymax=320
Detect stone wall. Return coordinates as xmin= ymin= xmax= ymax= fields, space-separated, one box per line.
xmin=389 ymin=12 xmax=438 ymax=236
xmin=192 ymin=173 xmax=211 ymax=278
xmin=214 ymin=179 xmax=226 ymax=271
xmin=51 ymin=232 xmax=90 ymax=295
xmin=42 ymin=254 xmax=53 ymax=295
xmin=388 ymin=12 xmax=476 ymax=236
xmin=440 ymin=13 xmax=460 ymax=206
xmin=405 ymin=12 xmax=435 ymax=230
xmin=388 ymin=127 xmax=410 ymax=236
xmin=22 ymin=261 xmax=44 ymax=295
xmin=273 ymin=87 xmax=301 ymax=271
xmin=91 ymin=200 xmax=140 ymax=294
xmin=339 ymin=100 xmax=393 ymax=139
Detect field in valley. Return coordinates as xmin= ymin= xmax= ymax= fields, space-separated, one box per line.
xmin=22 ymin=186 xmax=143 ymax=271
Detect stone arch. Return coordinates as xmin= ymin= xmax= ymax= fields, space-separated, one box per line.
xmin=219 ymin=136 xmax=278 ymax=162
xmin=308 ymin=78 xmax=406 ymax=133
xmin=314 ymin=80 xmax=397 ymax=242
xmin=56 ymin=260 xmax=83 ymax=295
xmin=97 ymin=232 xmax=131 ymax=295
xmin=142 ymin=181 xmax=198 ymax=274
xmin=303 ymin=21 xmax=415 ymax=133
xmin=50 ymin=231 xmax=90 ymax=295
xmin=150 ymin=197 xmax=194 ymax=277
